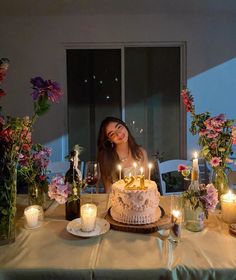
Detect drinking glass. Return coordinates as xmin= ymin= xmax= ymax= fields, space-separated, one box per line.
xmin=84 ymin=161 xmax=101 ymax=194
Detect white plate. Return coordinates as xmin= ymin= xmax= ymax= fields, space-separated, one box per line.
xmin=66 ymin=217 xmax=110 ymax=238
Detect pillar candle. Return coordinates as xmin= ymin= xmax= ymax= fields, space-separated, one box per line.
xmin=81 ymin=203 xmax=97 ymax=232
xmin=221 ymin=191 xmax=236 ymax=224
xmin=191 ymin=151 xmax=199 ymax=181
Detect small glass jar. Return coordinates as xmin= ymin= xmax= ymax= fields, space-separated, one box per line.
xmin=184 ymin=204 xmax=205 ymax=232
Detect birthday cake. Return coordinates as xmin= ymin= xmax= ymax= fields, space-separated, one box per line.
xmin=110 ymin=177 xmax=161 ymax=225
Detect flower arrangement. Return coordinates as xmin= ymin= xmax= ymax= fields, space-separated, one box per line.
xmin=181 ymin=182 xmax=218 ymax=218
xmin=48 ymin=145 xmax=86 ymax=205
xmin=0 ymin=57 xmax=63 ymax=244
xmin=181 ymin=89 xmax=236 ymax=196
xmin=18 ymin=143 xmax=51 ymax=198
xmin=181 ymin=89 xmax=236 ymax=168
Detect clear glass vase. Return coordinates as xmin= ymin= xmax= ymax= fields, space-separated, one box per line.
xmin=28 ymin=183 xmax=44 ymax=207
xmin=0 ymin=164 xmax=17 ymax=246
xmin=184 ymin=204 xmax=205 ymax=232
xmin=211 ymin=167 xmax=228 ymax=199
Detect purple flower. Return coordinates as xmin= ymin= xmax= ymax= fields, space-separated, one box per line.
xmin=31 ymin=76 xmax=63 ymax=103
xmin=201 ymin=184 xmax=218 ymax=212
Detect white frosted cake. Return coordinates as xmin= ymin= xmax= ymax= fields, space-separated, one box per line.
xmin=110 ymin=177 xmax=161 ymax=225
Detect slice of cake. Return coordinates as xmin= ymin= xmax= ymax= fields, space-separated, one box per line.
xmin=110 ymin=176 xmax=161 ymax=225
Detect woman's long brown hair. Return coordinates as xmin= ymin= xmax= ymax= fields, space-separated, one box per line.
xmin=97 ymin=116 xmax=143 ymax=184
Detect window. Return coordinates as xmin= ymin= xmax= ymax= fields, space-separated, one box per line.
xmin=67 ymin=43 xmax=186 ymax=161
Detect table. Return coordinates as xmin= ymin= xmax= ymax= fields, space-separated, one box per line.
xmin=1 ymin=195 xmax=236 ymax=280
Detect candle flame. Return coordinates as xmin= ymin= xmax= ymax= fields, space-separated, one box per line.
xmin=194 ymin=152 xmax=198 ymax=159
xmin=133 ymin=162 xmax=137 ymax=168
xmin=117 ymin=164 xmax=122 ymax=171
xmin=172 ymin=209 xmax=181 ymax=218
xmin=148 ymin=163 xmax=152 ymax=169
xmin=140 ymin=167 xmax=143 ymax=174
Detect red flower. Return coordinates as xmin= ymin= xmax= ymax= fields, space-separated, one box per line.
xmin=178 ymin=164 xmax=188 ymax=172
xmin=181 ymin=89 xmax=194 ymax=112
xmin=0 ymin=89 xmax=6 ymax=98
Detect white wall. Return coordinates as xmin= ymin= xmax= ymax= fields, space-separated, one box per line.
xmin=0 ymin=2 xmax=236 ymax=161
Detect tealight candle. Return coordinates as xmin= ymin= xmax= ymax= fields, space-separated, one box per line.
xmin=81 ymin=203 xmax=97 ymax=232
xmin=24 ymin=206 xmax=40 ymax=228
xmin=221 ymin=191 xmax=236 ymax=224
xmin=148 ymin=163 xmax=152 ymax=181
xmin=117 ymin=164 xmax=122 ymax=180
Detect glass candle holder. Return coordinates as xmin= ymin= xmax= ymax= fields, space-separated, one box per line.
xmin=221 ymin=191 xmax=236 ymax=224
xmin=80 ymin=203 xmax=97 ymax=232
xmin=24 ymin=205 xmax=40 ymax=229
xmin=170 ymin=209 xmax=182 ymax=242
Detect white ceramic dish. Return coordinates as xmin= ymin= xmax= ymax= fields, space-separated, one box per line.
xmin=67 ymin=217 xmax=110 ymax=238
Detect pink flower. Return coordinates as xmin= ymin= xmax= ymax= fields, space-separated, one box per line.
xmin=207 ymin=132 xmax=219 ymax=139
xmin=199 ymin=129 xmax=208 ymax=136
xmin=201 ymin=183 xmax=218 ymax=212
xmin=210 ymin=157 xmax=222 ymax=167
xmin=178 ymin=164 xmax=188 ymax=172
xmin=48 ymin=175 xmax=71 ymax=204
xmin=232 ymin=126 xmax=236 ymax=145
xmin=204 ymin=114 xmax=225 ymax=133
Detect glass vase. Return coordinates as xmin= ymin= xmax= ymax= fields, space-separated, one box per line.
xmin=28 ymin=183 xmax=44 ymax=207
xmin=211 ymin=167 xmax=228 ymax=199
xmin=0 ymin=164 xmax=17 ymax=246
xmin=65 ymin=199 xmax=80 ymax=221
xmin=184 ymin=204 xmax=205 ymax=232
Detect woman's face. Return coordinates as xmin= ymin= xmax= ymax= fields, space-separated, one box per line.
xmin=106 ymin=122 xmax=128 ymax=144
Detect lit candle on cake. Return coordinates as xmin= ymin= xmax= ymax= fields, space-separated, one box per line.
xmin=191 ymin=151 xmax=199 ymax=181
xmin=117 ymin=164 xmax=122 ymax=180
xmin=133 ymin=162 xmax=137 ymax=177
xmin=221 ymin=191 xmax=236 ymax=224
xmin=148 ymin=163 xmax=152 ymax=181
xmin=140 ymin=167 xmax=144 ymax=176
xmin=80 ymin=203 xmax=97 ymax=232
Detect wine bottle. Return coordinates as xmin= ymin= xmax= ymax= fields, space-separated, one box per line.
xmin=184 ymin=157 xmax=204 ymax=232
xmin=65 ymin=149 xmax=82 ymax=221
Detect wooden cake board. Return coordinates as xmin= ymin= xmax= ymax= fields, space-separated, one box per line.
xmin=105 ymin=207 xmax=171 ymax=234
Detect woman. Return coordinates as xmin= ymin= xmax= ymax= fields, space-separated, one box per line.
xmin=97 ymin=116 xmax=148 ymax=193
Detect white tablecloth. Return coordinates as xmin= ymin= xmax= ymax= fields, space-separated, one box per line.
xmin=0 ymin=194 xmax=236 ymax=280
